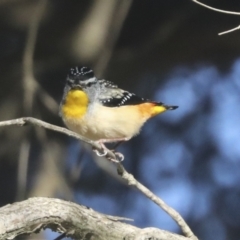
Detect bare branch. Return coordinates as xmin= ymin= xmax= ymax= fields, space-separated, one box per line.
xmin=192 ymin=0 xmax=240 ymax=15
xmin=0 ymin=117 xmax=118 ymax=161
xmin=192 ymin=0 xmax=240 ymax=36
xmin=0 ymin=197 xmax=190 ymax=240
xmin=219 ymin=25 xmax=240 ymax=35
xmin=117 ymin=163 xmax=198 ymax=240
xmin=0 ymin=117 xmax=198 ymax=239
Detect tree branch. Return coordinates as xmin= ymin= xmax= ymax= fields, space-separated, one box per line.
xmin=0 ymin=197 xmax=190 ymax=240
xmin=0 ymin=117 xmax=116 ymax=160
xmin=218 ymin=25 xmax=240 ymax=35
xmin=192 ymin=0 xmax=240 ymax=35
xmin=117 ymin=164 xmax=197 ymax=239
xmin=192 ymin=0 xmax=240 ymax=15
xmin=0 ymin=117 xmax=198 ymax=239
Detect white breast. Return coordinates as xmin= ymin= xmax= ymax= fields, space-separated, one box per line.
xmin=63 ymin=102 xmax=148 ymax=141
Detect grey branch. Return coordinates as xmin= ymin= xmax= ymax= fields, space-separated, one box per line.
xmin=0 ymin=117 xmax=117 ymax=160
xmin=192 ymin=0 xmax=240 ymax=15
xmin=0 ymin=197 xmax=190 ymax=240
xmin=117 ymin=164 xmax=198 ymax=240
xmin=218 ymin=25 xmax=240 ymax=35
xmin=192 ymin=0 xmax=240 ymax=35
xmin=0 ymin=117 xmax=198 ymax=239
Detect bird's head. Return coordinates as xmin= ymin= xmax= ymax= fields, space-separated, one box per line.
xmin=66 ymin=66 xmax=97 ymax=88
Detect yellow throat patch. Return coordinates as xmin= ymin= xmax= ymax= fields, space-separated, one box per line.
xmin=62 ymin=89 xmax=88 ymax=119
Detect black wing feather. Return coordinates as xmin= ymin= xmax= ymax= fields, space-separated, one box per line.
xmin=100 ymin=91 xmax=147 ymax=107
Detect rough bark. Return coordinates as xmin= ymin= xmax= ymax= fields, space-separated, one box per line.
xmin=0 ymin=197 xmax=189 ymax=240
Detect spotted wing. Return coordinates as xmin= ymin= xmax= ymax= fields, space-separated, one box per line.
xmin=98 ymin=79 xmax=119 ymax=89
xmin=98 ymin=80 xmax=147 ymax=107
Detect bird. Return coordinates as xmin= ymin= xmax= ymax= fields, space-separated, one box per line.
xmin=60 ymin=66 xmax=178 ymax=161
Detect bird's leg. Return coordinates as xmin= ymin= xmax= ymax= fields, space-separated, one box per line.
xmin=92 ymin=142 xmax=122 ymax=162
xmin=92 ymin=142 xmax=109 ymax=157
xmin=110 ymin=141 xmax=125 ymax=162
xmin=93 ymin=137 xmax=129 ymax=162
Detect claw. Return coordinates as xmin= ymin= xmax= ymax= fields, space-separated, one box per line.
xmin=92 ymin=147 xmax=108 ymax=157
xmin=115 ymin=152 xmax=124 ymax=162
xmin=92 ymin=141 xmax=109 ymax=157
xmin=106 ymin=151 xmax=124 ymax=163
xmin=93 ymin=140 xmax=125 ymax=163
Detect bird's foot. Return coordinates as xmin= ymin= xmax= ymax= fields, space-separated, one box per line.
xmin=92 ymin=148 xmax=108 ymax=157
xmin=92 ymin=142 xmax=108 ymax=157
xmin=113 ymin=151 xmax=124 ymax=162
xmin=105 ymin=151 xmax=124 ymax=163
xmin=93 ymin=141 xmax=125 ymax=162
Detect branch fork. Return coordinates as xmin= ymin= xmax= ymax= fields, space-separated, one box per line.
xmin=0 ymin=117 xmax=198 ymax=240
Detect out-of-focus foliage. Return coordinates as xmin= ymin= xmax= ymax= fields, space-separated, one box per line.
xmin=0 ymin=1 xmax=240 ymax=240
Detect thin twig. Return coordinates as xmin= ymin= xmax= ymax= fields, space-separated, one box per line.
xmin=219 ymin=25 xmax=240 ymax=35
xmin=116 ymin=163 xmax=198 ymax=240
xmin=192 ymin=0 xmax=240 ymax=36
xmin=192 ymin=0 xmax=240 ymax=15
xmin=0 ymin=117 xmax=197 ymax=239
xmin=0 ymin=117 xmax=116 ymax=160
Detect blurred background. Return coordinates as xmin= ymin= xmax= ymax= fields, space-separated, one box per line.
xmin=0 ymin=0 xmax=240 ymax=239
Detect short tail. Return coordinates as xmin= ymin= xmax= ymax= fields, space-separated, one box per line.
xmin=150 ymin=102 xmax=178 ymax=116
xmin=162 ymin=104 xmax=178 ymax=110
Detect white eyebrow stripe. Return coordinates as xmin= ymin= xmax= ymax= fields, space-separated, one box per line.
xmin=82 ymin=77 xmax=96 ymax=84
xmin=82 ymin=69 xmax=93 ymax=75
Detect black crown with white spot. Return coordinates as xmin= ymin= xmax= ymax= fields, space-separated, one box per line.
xmin=68 ymin=66 xmax=94 ymax=81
